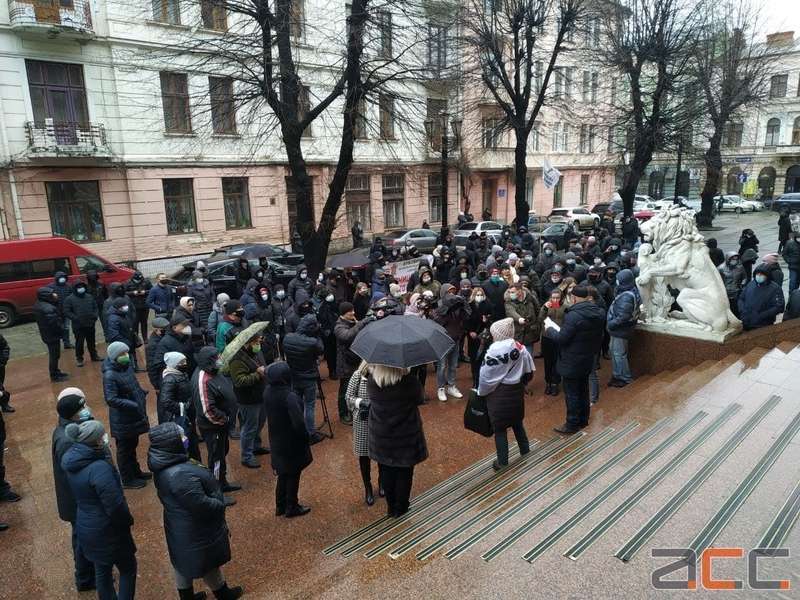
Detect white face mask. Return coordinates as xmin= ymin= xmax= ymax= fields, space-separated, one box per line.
xmin=181 ymin=325 xmax=192 ymax=335
xmin=474 ymin=295 xmax=485 ymax=304
xmin=101 ymin=433 xmax=109 ymax=446
xmin=325 ymin=294 xmax=335 ymax=302
xmin=299 ymin=273 xmax=308 ymax=280
xmin=120 ymin=306 xmax=129 ymax=313
xmin=260 ymin=293 xmax=269 ymax=300
xmin=276 ymin=291 xmax=285 ymax=299
xmin=194 ymin=278 xmax=203 ymax=284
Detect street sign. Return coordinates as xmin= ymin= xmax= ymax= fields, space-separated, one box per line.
xmin=738 ymin=173 xmax=749 ymax=183
xmin=498 ymin=189 xmax=506 ymax=198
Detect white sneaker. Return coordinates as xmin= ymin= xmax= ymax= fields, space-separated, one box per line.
xmin=437 ymin=388 xmax=447 ymax=402
xmin=446 ymin=385 xmax=463 ymax=399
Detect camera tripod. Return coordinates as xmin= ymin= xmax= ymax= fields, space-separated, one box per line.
xmin=316 ymin=378 xmax=334 ymax=439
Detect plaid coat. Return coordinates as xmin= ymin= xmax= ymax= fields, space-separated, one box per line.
xmin=345 ymin=370 xmax=370 ymax=457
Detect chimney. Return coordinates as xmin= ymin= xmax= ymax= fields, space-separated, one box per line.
xmin=766 ymin=31 xmax=795 ymax=47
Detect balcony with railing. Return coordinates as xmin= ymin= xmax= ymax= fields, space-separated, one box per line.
xmin=25 ymin=120 xmax=111 ymax=159
xmin=9 ymin=0 xmax=94 ymax=38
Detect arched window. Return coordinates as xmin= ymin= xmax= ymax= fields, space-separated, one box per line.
xmin=786 ymin=165 xmax=800 ymax=194
xmin=759 ymin=167 xmax=776 ymax=199
xmin=765 ymin=118 xmax=781 ymax=146
xmin=648 ymin=170 xmax=664 ymax=199
xmin=727 ymin=167 xmax=742 ymax=195
xmin=793 ymin=117 xmax=800 ymax=146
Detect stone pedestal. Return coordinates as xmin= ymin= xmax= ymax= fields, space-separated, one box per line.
xmin=636 ymin=321 xmax=741 ymax=344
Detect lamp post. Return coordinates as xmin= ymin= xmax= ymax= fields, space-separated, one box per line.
xmin=424 ymin=112 xmax=462 ymax=229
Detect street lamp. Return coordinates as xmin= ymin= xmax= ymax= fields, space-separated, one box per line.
xmin=424 ymin=111 xmax=462 ymax=229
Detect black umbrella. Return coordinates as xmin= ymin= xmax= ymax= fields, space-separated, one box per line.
xmin=351 ymin=315 xmax=454 ymax=368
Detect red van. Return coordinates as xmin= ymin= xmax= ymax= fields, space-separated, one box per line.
xmin=0 ymin=237 xmax=135 ymax=328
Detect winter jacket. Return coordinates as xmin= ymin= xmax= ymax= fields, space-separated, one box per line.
xmin=782 ymin=239 xmax=800 ymax=270
xmin=192 ymin=347 xmax=235 ymax=432
xmin=504 ymin=288 xmax=542 ymax=345
xmin=52 ymin=418 xmax=79 ymax=522
xmin=158 ymin=370 xmax=193 ymax=424
xmin=784 ymin=289 xmax=800 ymax=322
xmin=106 ymin=307 xmax=134 ymax=345
xmin=287 ymin=271 xmax=313 ymax=305
xmin=737 ymin=268 xmax=785 ymax=330
xmin=155 ymin=331 xmax=196 ymax=388
xmin=353 ymin=292 xmax=371 ymax=320
xmin=334 ymin=316 xmax=368 ymax=377
xmin=535 ymin=248 xmax=557 ymax=275
xmin=464 ymin=299 xmax=492 ymax=339
xmin=239 ymin=279 xmax=260 ymax=319
xmin=61 ymin=443 xmax=135 ymax=565
xmin=548 ymin=300 xmax=606 ymax=378
xmin=718 ymin=262 xmax=746 ymax=300
xmin=187 ymin=280 xmax=214 ymax=327
xmin=761 ymin=262 xmax=785 ymax=287
xmin=215 ymin=318 xmax=239 ymax=354
xmin=146 ymin=331 xmax=167 ymax=389
xmin=173 ymin=305 xmax=203 ymax=341
xmin=63 ymin=292 xmax=99 ymax=328
xmin=0 ymin=333 xmax=8 ymax=367
xmin=412 ymin=266 xmax=441 ymax=297
xmin=147 ymin=426 xmax=230 ymax=579
xmin=125 ymin=276 xmax=152 ymax=310
xmin=367 ymin=373 xmax=428 ymax=468
xmin=778 ymin=215 xmax=792 ymax=242
xmin=606 ymin=271 xmax=640 ymax=339
xmin=102 ymin=358 xmax=149 ymax=439
xmin=481 ymin=278 xmax=509 ymax=321
xmin=738 ymin=233 xmax=760 ymax=257
xmin=207 ymin=304 xmax=224 ymax=345
xmin=271 ymin=297 xmax=293 ymax=334
xmin=147 ymin=283 xmax=175 ymax=315
xmin=52 ymin=271 xmax=72 ymax=310
xmin=33 ymin=287 xmax=63 ymax=343
xmin=229 ymin=348 xmax=266 ymax=406
xmin=283 ymin=314 xmax=324 ymax=383
xmin=433 ymin=287 xmax=470 ymax=342
xmin=264 ymin=362 xmax=313 ymax=475
xmin=317 ymin=299 xmax=339 ymax=338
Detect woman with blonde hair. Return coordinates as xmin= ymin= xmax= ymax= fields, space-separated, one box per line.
xmin=559 ymin=277 xmax=578 ymax=307
xmin=345 ymin=361 xmax=382 ymax=506
xmin=367 ymin=363 xmax=428 ymax=517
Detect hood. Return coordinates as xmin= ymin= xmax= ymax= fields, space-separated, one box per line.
xmin=616 ymin=269 xmax=636 ymax=292
xmin=37 ymin=286 xmax=56 ymax=302
xmin=54 ymin=271 xmax=67 ymax=284
xmin=542 ymin=243 xmax=554 ymax=252
xmin=266 ymin=361 xmax=292 ymax=386
xmin=61 ymin=442 xmax=104 ymax=473
xmin=131 ymin=271 xmax=144 ymax=281
xmin=725 ymin=251 xmax=739 ymax=264
xmin=608 ymin=238 xmax=622 ymax=248
xmin=297 ymin=313 xmax=319 ymax=336
xmin=196 ymin=346 xmax=219 ymax=371
xmin=147 ymin=423 xmax=187 ymax=473
xmin=753 ymin=264 xmax=772 ymax=278
xmin=244 ymin=278 xmax=260 ymax=294
xmin=418 ymin=265 xmax=433 ymax=279
xmin=86 ymin=270 xmax=99 ymax=283
xmin=439 ymin=283 xmax=454 ymax=299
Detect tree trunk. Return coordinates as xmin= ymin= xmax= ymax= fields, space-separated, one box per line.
xmin=698 ymin=129 xmax=723 ymax=228
xmin=513 ymin=129 xmax=529 ymax=228
xmin=620 ymin=145 xmax=652 ymax=218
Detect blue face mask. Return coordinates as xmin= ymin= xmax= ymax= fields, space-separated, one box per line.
xmin=77 ymin=408 xmax=92 ymax=422
xmin=491 ymin=275 xmax=501 ymax=283
xmin=755 ymin=274 xmax=767 ymax=284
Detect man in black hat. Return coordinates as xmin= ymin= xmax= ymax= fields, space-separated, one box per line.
xmin=145 ymin=316 xmax=171 ymax=391
xmin=51 ymin=387 xmax=95 ymax=591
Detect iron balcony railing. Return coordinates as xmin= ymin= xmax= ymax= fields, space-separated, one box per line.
xmin=25 ymin=120 xmax=109 ymax=156
xmin=9 ymin=0 xmax=93 ymax=34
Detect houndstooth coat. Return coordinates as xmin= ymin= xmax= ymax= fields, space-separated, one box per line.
xmin=345 ymin=370 xmax=370 ymax=457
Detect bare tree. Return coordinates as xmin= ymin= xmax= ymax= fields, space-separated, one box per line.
xmin=464 ymin=0 xmax=584 ymax=228
xmin=691 ymin=1 xmax=771 ymax=226
xmin=601 ymin=0 xmax=703 ymax=217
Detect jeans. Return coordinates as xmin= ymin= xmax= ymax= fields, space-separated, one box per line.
xmin=71 ymin=522 xmax=95 ymax=589
xmin=436 ymin=346 xmax=459 ymax=389
xmin=379 ymin=464 xmax=414 ymax=516
xmin=610 ymin=336 xmax=632 ymax=383
xmin=562 ymin=376 xmax=591 ymax=429
xmin=589 ymin=354 xmax=600 ymax=403
xmin=114 ymin=435 xmax=142 ymax=484
xmin=494 ymin=421 xmax=530 ymax=466
xmin=239 ymin=403 xmax=263 ymax=462
xmin=790 ymin=269 xmax=800 ymax=294
xmin=276 ymin=471 xmax=302 ymax=513
xmin=294 ymin=381 xmax=318 ymax=434
xmin=74 ymin=325 xmax=98 ymax=361
xmin=173 ymin=566 xmax=224 ymax=591
xmin=46 ymin=341 xmax=61 ymax=378
xmin=94 ymin=553 xmax=136 ymax=600
xmin=201 ymin=428 xmax=229 ymax=484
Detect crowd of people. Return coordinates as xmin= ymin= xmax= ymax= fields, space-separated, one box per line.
xmin=0 ymin=207 xmax=796 ymax=599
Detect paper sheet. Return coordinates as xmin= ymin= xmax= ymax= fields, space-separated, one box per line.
xmin=544 ymin=317 xmax=560 ymax=332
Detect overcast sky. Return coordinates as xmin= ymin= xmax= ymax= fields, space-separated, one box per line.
xmin=760 ymin=0 xmax=800 ymax=37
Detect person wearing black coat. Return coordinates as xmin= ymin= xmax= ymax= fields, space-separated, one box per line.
xmin=705 ymin=238 xmax=725 ymax=268
xmin=33 ymin=286 xmax=67 ymax=381
xmin=61 ymin=420 xmax=136 ymax=600
xmin=287 ymin=266 xmax=313 ymax=305
xmin=187 ymin=272 xmax=214 ymax=330
xmin=782 ymin=233 xmax=800 ymax=293
xmin=367 ymin=366 xmax=427 ymax=517
xmin=333 ymin=304 xmax=370 ymax=424
xmin=53 ymin=270 xmax=73 ymax=349
xmin=154 ymin=317 xmax=197 ymax=389
xmin=0 ymin=333 xmax=8 ymax=412
xmin=778 ymin=210 xmax=792 ymax=253
xmin=106 ymin=299 xmax=135 ymax=349
xmin=125 ymin=271 xmax=152 ymax=343
xmin=147 ymin=423 xmax=243 ymax=600
xmin=102 ymin=283 xmax=133 ymax=338
xmin=283 ymin=313 xmax=325 ymax=442
xmin=353 ymin=283 xmax=371 ymax=320
xmin=737 ymin=265 xmax=786 ymax=331
xmin=264 ymin=362 xmax=313 ymax=518
xmin=234 ymin=258 xmax=252 ymax=298
xmin=465 ymin=288 xmax=492 ymax=387
xmin=316 ymin=292 xmax=339 ymax=380
xmin=52 ymin=389 xmax=96 ymax=591
xmin=63 ymin=281 xmax=101 ymax=366
xmin=85 ymin=270 xmax=107 ymax=312
xmin=271 ymin=286 xmax=293 ymax=354
xmin=146 ymin=317 xmax=171 ymax=390
xmin=103 ymin=342 xmax=150 ymax=489
xmin=545 ymin=286 xmax=606 ymax=434
xmin=481 ymin=269 xmax=509 ymax=321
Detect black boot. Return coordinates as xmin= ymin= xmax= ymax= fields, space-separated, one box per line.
xmin=178 ymin=587 xmax=207 ymax=600
xmin=365 ymin=484 xmax=375 ymax=506
xmin=213 ymin=583 xmax=244 ymax=600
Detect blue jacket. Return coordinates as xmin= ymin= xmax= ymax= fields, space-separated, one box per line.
xmin=105 ymin=307 xmax=134 ymax=345
xmin=607 ymin=270 xmax=640 ymax=339
xmin=549 ymin=300 xmax=606 ymax=378
xmin=102 ymin=358 xmax=149 ymax=438
xmin=52 ymin=271 xmax=72 ymax=310
xmin=61 ymin=442 xmax=135 ymax=564
xmin=147 ymin=284 xmax=175 ymax=315
xmin=737 ymin=269 xmax=785 ymax=330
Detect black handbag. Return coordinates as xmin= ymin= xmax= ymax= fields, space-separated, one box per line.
xmin=464 ymin=389 xmax=493 ymax=438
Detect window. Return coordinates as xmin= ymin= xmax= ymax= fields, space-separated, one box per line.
xmin=723 ymin=122 xmax=743 ymax=148
xmin=353 ymin=97 xmax=368 ymax=140
xmin=429 ymin=25 xmax=447 ymax=72
xmin=552 ymin=122 xmax=568 ymax=152
xmin=378 ymin=11 xmax=392 ymax=58
xmin=426 ymin=98 xmax=447 ymax=151
xmin=765 ymin=118 xmax=781 ymax=146
xmin=152 ymin=0 xmax=180 ymax=24
xmin=200 ymin=0 xmax=226 ymax=30
xmin=46 ymin=181 xmax=105 ymax=242
xmin=531 ymin=125 xmax=541 ymax=152
xmin=346 ymin=173 xmax=371 ymax=230
xmin=222 ymin=178 xmax=251 ymax=229
xmin=382 ymin=174 xmax=405 ymax=227
xmin=209 ymin=77 xmax=236 ymax=134
xmin=589 ymin=125 xmax=596 ymax=153
xmin=0 ymin=258 xmax=73 ymax=283
xmin=160 ymin=72 xmax=191 ymax=133
xmin=586 ymin=16 xmax=600 ymax=47
xmin=76 ymin=255 xmax=108 ymax=274
xmin=793 ymin=117 xmax=800 ymax=145
xmin=534 ymin=61 xmax=543 ymax=94
xmin=285 ymin=176 xmax=314 ymax=234
xmin=163 ymin=178 xmax=197 ymax=234
xmin=769 ymin=74 xmax=788 ymax=99
xmin=591 ymin=72 xmax=598 ymax=103
xmin=553 ymin=179 xmax=563 ymax=208
xmin=379 ymin=94 xmax=395 ymax=139
xmin=582 ymin=71 xmax=590 ymax=101
xmin=298 ymin=85 xmax=311 ymax=138
xmin=26 ymin=60 xmax=89 ymax=144
xmin=579 ymin=125 xmax=589 ymax=153
xmin=482 ymin=118 xmax=502 ymax=149
xmin=580 ymin=174 xmax=589 ymax=205
xmin=564 ymin=67 xmax=574 ymax=98
xmin=648 ymin=171 xmax=664 ymax=199
xmin=553 ymin=68 xmax=563 ymax=98
xmin=289 ymin=0 xmax=304 ymax=37
xmin=428 ymin=173 xmax=443 ymax=223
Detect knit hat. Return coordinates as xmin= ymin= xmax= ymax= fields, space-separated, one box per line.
xmin=65 ymin=419 xmax=105 ymax=446
xmin=112 ymin=297 xmax=128 ymax=309
xmin=164 ymin=352 xmax=186 ymax=369
xmin=224 ymin=299 xmax=242 ymax=315
xmin=490 ymin=317 xmax=515 ymax=342
xmin=106 ymin=341 xmax=129 ymax=360
xmin=170 ymin=314 xmax=190 ymax=327
xmin=152 ymin=317 xmax=170 ymax=330
xmin=56 ymin=387 xmax=86 ymax=419
xmin=459 ymin=278 xmax=472 ymax=290
xmin=179 ymin=296 xmax=194 ymax=310
xmin=761 ymin=253 xmax=779 ymax=265
xmin=216 ymin=292 xmax=230 ymax=305
xmin=572 ymin=285 xmax=590 ymax=298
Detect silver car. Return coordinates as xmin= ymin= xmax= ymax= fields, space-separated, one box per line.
xmin=381 ymin=228 xmax=439 ymax=252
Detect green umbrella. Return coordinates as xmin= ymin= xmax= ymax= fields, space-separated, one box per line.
xmin=219 ymin=321 xmax=270 ymax=366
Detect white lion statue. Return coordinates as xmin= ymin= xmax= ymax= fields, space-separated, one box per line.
xmin=636 ymin=207 xmax=742 ymax=335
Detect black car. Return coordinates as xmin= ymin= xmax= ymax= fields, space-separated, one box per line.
xmin=206 ymin=243 xmax=305 ymax=267
xmin=168 ymin=256 xmax=297 ymax=299
xmin=592 ymin=201 xmax=624 ymax=217
xmin=540 ymin=223 xmax=569 ymax=250
xmin=772 ymin=193 xmax=800 ymax=213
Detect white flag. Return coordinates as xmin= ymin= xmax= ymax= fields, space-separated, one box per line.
xmin=542 ymin=159 xmax=562 ymax=190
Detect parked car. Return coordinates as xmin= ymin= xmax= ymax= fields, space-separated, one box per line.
xmin=548 ymin=207 xmax=600 ymax=230
xmin=0 ymin=237 xmax=135 ymax=328
xmin=206 ymin=243 xmax=304 ymax=267
xmin=772 ymin=193 xmax=800 ymax=213
xmin=526 ymin=213 xmax=551 ymax=233
xmin=452 ymin=221 xmax=504 ymax=241
xmin=592 ymin=200 xmax=624 ymax=217
xmin=380 ymin=228 xmax=439 ymax=253
xmin=540 ymin=223 xmax=570 ymax=250
xmin=169 ymin=255 xmax=297 ymax=299
xmin=714 ymin=195 xmax=763 ymax=213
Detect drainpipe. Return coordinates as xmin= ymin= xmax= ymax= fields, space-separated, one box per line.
xmin=0 ymin=94 xmax=23 ymax=238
